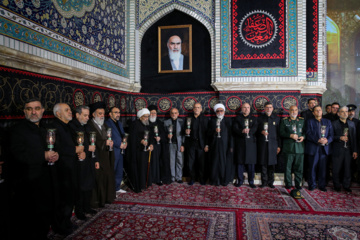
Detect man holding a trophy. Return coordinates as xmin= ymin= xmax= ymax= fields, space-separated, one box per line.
xmin=128 ymin=108 xmax=154 ymax=193
xmin=164 ymin=107 xmax=185 ymax=184
xmin=87 ymin=102 xmax=115 ymax=208
xmin=280 ymin=105 xmax=305 ymax=189
xmin=10 ymin=99 xmax=59 ymax=239
xmin=69 ymin=105 xmax=98 ymax=220
xmin=331 ymin=106 xmax=358 ymax=192
xmin=207 ymin=103 xmax=234 ymax=186
xmin=105 ymin=106 xmax=128 ymax=194
xmin=257 ymin=102 xmax=281 ymax=189
xmin=233 ymin=103 xmax=258 ymax=188
xmin=305 ymin=105 xmax=333 ymax=192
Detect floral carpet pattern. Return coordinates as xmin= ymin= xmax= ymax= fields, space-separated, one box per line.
xmin=67 ymin=204 xmax=236 ymax=239
xmin=301 ymin=187 xmax=360 ymax=213
xmin=116 ymin=183 xmax=301 ymax=211
xmin=240 ymin=211 xmax=360 ymax=239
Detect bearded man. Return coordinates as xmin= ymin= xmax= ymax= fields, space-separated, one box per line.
xmin=128 ymin=108 xmax=154 ymax=193
xmin=87 ymin=102 xmax=115 ymax=207
xmin=105 ymin=106 xmax=127 ymax=194
xmin=10 ymin=99 xmax=59 ymax=239
xmin=148 ymin=105 xmax=167 ymax=185
xmin=161 ymin=35 xmax=189 ymax=71
xmin=207 ymin=103 xmax=234 ymax=186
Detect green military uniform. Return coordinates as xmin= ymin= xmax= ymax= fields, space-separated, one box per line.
xmin=280 ymin=117 xmax=305 ymax=188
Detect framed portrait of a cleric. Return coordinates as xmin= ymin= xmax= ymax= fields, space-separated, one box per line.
xmin=158 ymin=25 xmax=192 ymax=73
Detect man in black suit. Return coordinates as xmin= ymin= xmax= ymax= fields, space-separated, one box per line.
xmin=332 ymin=106 xmax=358 ymax=192
xmin=186 ymin=103 xmax=208 ymax=185
xmin=347 ymin=104 xmax=360 ymax=183
xmin=324 ymin=102 xmax=340 ymax=121
xmin=69 ymin=105 xmax=98 ymax=220
xmin=51 ymin=103 xmax=84 ymax=236
xmin=161 ymin=35 xmax=189 ymax=71
xmin=301 ymin=98 xmax=316 ymax=121
xmin=233 ymin=103 xmax=258 ymax=188
xmin=10 ymin=99 xmax=59 ymax=239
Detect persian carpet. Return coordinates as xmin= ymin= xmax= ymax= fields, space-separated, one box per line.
xmin=66 ymin=204 xmax=236 ymax=239
xmin=116 ymin=183 xmax=301 ymax=211
xmin=239 ymin=211 xmax=360 ymax=239
xmin=301 ymin=187 xmax=360 ymax=213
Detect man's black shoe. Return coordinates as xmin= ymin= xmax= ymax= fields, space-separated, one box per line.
xmin=285 ymin=185 xmax=291 ymax=189
xmin=249 ymin=184 xmax=256 ymax=189
xmin=334 ymin=187 xmax=341 ymax=192
xmin=308 ymin=186 xmax=315 ymax=191
xmin=268 ymin=184 xmax=275 ymax=189
xmin=188 ymin=180 xmax=194 ymax=186
xmin=319 ymin=187 xmax=327 ymax=192
xmin=260 ymin=184 xmax=266 ymax=188
xmin=156 ymin=182 xmax=163 ymax=186
xmin=200 ymin=181 xmax=206 ymax=185
xmin=344 ymin=188 xmax=352 ymax=193
xmin=295 ymin=185 xmax=302 ymax=190
xmin=177 ymin=180 xmax=183 ymax=184
xmin=235 ymin=182 xmax=242 ymax=187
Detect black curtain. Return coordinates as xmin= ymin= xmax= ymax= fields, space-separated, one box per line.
xmin=140 ymin=10 xmax=212 ymax=93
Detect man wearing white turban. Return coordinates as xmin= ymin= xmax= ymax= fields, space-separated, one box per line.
xmin=207 ymin=103 xmax=234 ymax=186
xmin=128 ymin=108 xmax=154 ymax=193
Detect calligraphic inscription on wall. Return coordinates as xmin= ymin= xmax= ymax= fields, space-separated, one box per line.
xmin=231 ymin=0 xmax=286 ymax=68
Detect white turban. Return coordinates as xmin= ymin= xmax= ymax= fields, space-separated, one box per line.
xmin=213 ymin=103 xmax=225 ymax=112
xmin=137 ymin=108 xmax=150 ymax=118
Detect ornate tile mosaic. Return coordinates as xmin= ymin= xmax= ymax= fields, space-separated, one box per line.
xmin=0 ymin=0 xmax=127 ymax=76
xmin=136 ymin=0 xmax=214 ymax=29
xmin=221 ymin=0 xmax=297 ymax=77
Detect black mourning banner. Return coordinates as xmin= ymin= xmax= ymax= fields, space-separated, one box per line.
xmin=306 ymin=0 xmax=318 ymax=72
xmin=231 ymin=0 xmax=287 ymax=68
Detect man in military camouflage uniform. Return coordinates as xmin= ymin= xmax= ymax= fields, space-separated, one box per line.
xmin=280 ymin=105 xmax=305 ymax=189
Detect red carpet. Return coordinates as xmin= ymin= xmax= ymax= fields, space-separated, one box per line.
xmin=60 ymin=183 xmax=360 ymax=239
xmin=239 ymin=210 xmax=360 ymax=239
xmin=300 ymin=187 xmax=360 ymax=213
xmin=67 ymin=204 xmax=236 ymax=239
xmin=116 ymin=183 xmax=301 ymax=211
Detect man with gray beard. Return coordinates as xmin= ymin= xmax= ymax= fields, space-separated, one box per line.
xmin=207 ymin=103 xmax=234 ymax=186
xmin=128 ymin=108 xmax=155 ymax=193
xmin=87 ymin=102 xmax=115 ymax=207
xmin=161 ymin=35 xmax=189 ymax=71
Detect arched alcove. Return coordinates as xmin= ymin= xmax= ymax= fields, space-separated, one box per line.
xmin=140 ymin=10 xmax=212 ymax=93
xmin=326 ymin=16 xmax=340 ymax=71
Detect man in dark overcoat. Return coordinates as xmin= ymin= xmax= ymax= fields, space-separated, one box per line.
xmin=233 ymin=103 xmax=258 ymax=188
xmin=10 ymin=99 xmax=59 ymax=239
xmin=128 ymin=108 xmax=155 ymax=192
xmin=69 ymin=105 xmax=98 ymax=219
xmin=207 ymin=103 xmax=234 ymax=186
xmin=185 ymin=103 xmax=209 ymax=185
xmin=332 ymin=106 xmax=358 ymax=192
xmin=51 ymin=103 xmax=84 ymax=236
xmin=257 ymin=102 xmax=281 ymax=188
xmin=87 ymin=102 xmax=115 ymax=207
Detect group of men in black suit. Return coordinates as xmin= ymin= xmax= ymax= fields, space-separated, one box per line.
xmin=5 ymin=100 xmax=128 ymax=239
xmin=3 ymin=97 xmax=360 ymax=239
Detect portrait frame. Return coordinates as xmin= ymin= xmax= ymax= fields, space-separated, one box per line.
xmin=158 ymin=24 xmax=192 ymax=73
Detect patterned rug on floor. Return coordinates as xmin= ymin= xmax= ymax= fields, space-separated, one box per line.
xmin=116 ymin=183 xmax=302 ymax=211
xmin=301 ymin=187 xmax=360 ymax=213
xmin=66 ymin=204 xmax=236 ymax=239
xmin=240 ymin=211 xmax=360 ymax=239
